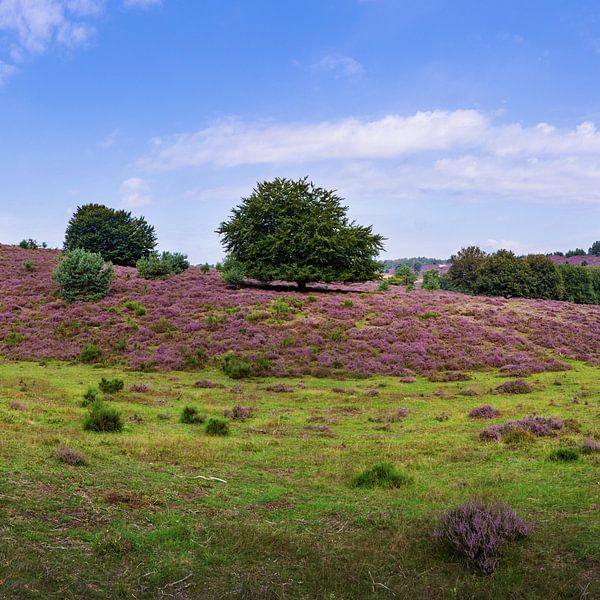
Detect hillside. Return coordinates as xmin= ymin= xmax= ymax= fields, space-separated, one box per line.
xmin=1 ymin=244 xmax=599 ymax=375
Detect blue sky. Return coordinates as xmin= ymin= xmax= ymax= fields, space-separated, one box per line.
xmin=1 ymin=0 xmax=600 ymax=262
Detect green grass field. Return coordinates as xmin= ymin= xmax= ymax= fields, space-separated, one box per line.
xmin=0 ymin=360 xmax=598 ymax=599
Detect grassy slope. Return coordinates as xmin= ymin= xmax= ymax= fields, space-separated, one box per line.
xmin=0 ymin=360 xmax=598 ymax=599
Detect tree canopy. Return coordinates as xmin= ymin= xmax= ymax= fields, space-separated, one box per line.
xmin=64 ymin=204 xmax=157 ymax=267
xmin=217 ymin=178 xmax=385 ymax=289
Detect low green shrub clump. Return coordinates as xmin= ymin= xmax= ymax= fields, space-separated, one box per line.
xmin=81 ymin=385 xmax=100 ymax=406
xmin=53 ymin=248 xmax=114 ymax=302
xmin=180 ymin=406 xmax=205 ymax=424
xmin=99 ymin=378 xmax=124 ymax=394
xmin=220 ymin=256 xmax=246 ymax=286
xmin=5 ymin=331 xmax=26 ymax=347
xmin=136 ymin=252 xmax=189 ymax=280
xmin=205 ymin=417 xmax=230 ymax=436
xmin=351 ymin=462 xmax=412 ymax=489
xmin=502 ymin=429 xmax=537 ymax=447
xmin=549 ymin=447 xmax=580 ymax=462
xmin=23 ymin=260 xmax=34 ymax=271
xmin=83 ymin=400 xmax=123 ymax=432
xmin=123 ymin=300 xmax=146 ymax=316
xmin=79 ymin=344 xmax=102 ymax=363
xmin=221 ymin=352 xmax=253 ymax=379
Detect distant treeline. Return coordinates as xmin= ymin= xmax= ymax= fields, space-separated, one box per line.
xmin=382 ymin=257 xmax=448 ymax=273
xmin=441 ymin=246 xmax=600 ymax=305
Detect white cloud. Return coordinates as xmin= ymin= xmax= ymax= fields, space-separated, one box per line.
xmin=120 ymin=177 xmax=151 ymax=208
xmin=313 ymin=54 xmax=364 ymax=81
xmin=140 ymin=109 xmax=600 ymax=204
xmin=123 ymin=0 xmax=161 ymax=8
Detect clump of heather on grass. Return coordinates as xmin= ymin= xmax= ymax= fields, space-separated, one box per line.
xmin=495 ymin=379 xmax=534 ymax=394
xmin=480 ymin=416 xmax=563 ymax=442
xmin=205 ymin=417 xmax=229 ymax=436
xmin=469 ymin=405 xmax=500 ymax=419
xmin=129 ymin=383 xmax=151 ymax=393
xmin=434 ymin=499 xmax=533 ymax=575
xmin=55 ymin=447 xmax=87 ymax=466
xmin=428 ymin=371 xmax=471 ymax=382
xmin=264 ymin=383 xmax=294 ymax=393
xmin=223 ymin=405 xmax=253 ymax=421
xmin=351 ymin=463 xmax=412 ymax=489
xmin=581 ymin=438 xmax=600 ymax=453
xmin=180 ymin=406 xmax=205 ymax=424
xmin=194 ymin=379 xmax=224 ymax=389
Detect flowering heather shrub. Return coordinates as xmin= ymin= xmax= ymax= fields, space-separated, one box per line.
xmin=223 ymin=405 xmax=253 ymax=421
xmin=469 ymin=404 xmax=500 ymax=419
xmin=194 ymin=379 xmax=224 ymax=389
xmin=428 ymin=372 xmax=471 ymax=382
xmin=581 ymin=438 xmax=600 ymax=453
xmin=364 ymin=388 xmax=379 ymax=396
xmin=495 ymin=379 xmax=534 ymax=394
xmin=264 ymin=383 xmax=294 ymax=393
xmin=351 ymin=463 xmax=411 ymax=489
xmin=434 ymin=499 xmax=533 ymax=574
xmin=55 ymin=447 xmax=87 ymax=466
xmin=129 ymin=383 xmax=151 ymax=393
xmin=399 ymin=376 xmax=416 ymax=383
xmin=386 ymin=408 xmax=409 ymax=422
xmin=1 ymin=245 xmax=600 ymax=376
xmin=480 ymin=416 xmax=564 ymax=442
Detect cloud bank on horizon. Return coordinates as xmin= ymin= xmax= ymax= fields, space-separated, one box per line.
xmin=1 ymin=0 xmax=600 ymax=262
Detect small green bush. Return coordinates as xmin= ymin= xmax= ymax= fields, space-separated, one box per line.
xmin=124 ymin=300 xmax=146 ymax=316
xmin=205 ymin=417 xmax=230 ymax=436
xmin=53 ymin=248 xmax=114 ymax=302
xmin=83 ymin=400 xmax=123 ymax=432
xmin=19 ymin=238 xmax=41 ymax=250
xmin=136 ymin=251 xmax=189 ymax=280
xmin=200 ymin=263 xmax=211 ymax=273
xmin=221 ymin=352 xmax=253 ymax=379
xmin=81 ymin=386 xmax=100 ymax=407
xmin=502 ymin=429 xmax=536 ymax=447
xmin=549 ymin=447 xmax=580 ymax=462
xmin=5 ymin=331 xmax=26 ymax=347
xmin=221 ymin=257 xmax=246 ymax=286
xmin=351 ymin=462 xmax=412 ymax=489
xmin=377 ymin=280 xmax=391 ymax=291
xmin=79 ymin=344 xmax=102 ymax=363
xmin=180 ymin=406 xmax=205 ymax=424
xmin=23 ymin=260 xmax=34 ymax=271
xmin=98 ymin=378 xmax=124 ymax=394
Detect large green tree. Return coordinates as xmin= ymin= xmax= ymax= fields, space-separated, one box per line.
xmin=447 ymin=246 xmax=487 ymax=293
xmin=524 ymin=254 xmax=563 ymax=300
xmin=588 ymin=240 xmax=600 ymax=256
xmin=557 ymin=264 xmax=597 ymax=304
xmin=474 ymin=250 xmax=533 ymax=298
xmin=217 ymin=178 xmax=385 ymax=290
xmin=64 ymin=204 xmax=157 ymax=266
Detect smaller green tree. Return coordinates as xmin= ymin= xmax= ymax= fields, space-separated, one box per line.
xmin=588 ymin=240 xmax=600 ymax=256
xmin=136 ymin=251 xmax=189 ymax=279
xmin=565 ymin=248 xmax=586 ymax=258
xmin=558 ymin=264 xmax=597 ymax=304
xmin=524 ymin=255 xmax=563 ymax=300
xmin=53 ymin=249 xmax=114 ymax=302
xmin=389 ymin=265 xmax=417 ymax=286
xmin=422 ymin=269 xmax=441 ymax=290
xmin=447 ymin=246 xmax=487 ymax=293
xmin=474 ymin=250 xmax=533 ymax=298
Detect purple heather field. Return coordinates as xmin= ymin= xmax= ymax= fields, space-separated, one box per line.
xmin=1 ymin=245 xmax=599 ymax=375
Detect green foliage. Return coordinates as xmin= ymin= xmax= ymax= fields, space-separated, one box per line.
xmin=589 ymin=240 xmax=600 ymax=256
xmin=136 ymin=251 xmax=189 ymax=279
xmin=557 ymin=264 xmax=597 ymax=304
xmin=98 ymin=377 xmax=124 ymax=394
xmin=19 ymin=239 xmax=44 ymax=250
xmin=79 ymin=344 xmax=102 ymax=363
xmin=53 ymin=248 xmax=114 ymax=302
xmin=377 ymin=279 xmax=391 ymax=291
xmin=448 ymin=246 xmax=487 ymax=293
xmin=351 ymin=463 xmax=412 ymax=489
xmin=565 ymin=248 xmax=586 ymax=258
xmin=418 ymin=311 xmax=438 ymax=320
xmin=200 ymin=263 xmax=211 ymax=273
xmin=382 ymin=257 xmax=445 ymax=272
xmin=221 ymin=352 xmax=253 ymax=379
xmin=524 ymin=255 xmax=563 ymax=299
xmin=422 ymin=270 xmax=441 ymax=290
xmin=549 ymin=447 xmax=580 ymax=462
xmin=589 ymin=267 xmax=600 ymax=299
xmin=81 ymin=385 xmax=99 ymax=407
xmin=5 ymin=331 xmax=26 ymax=347
xmin=182 ymin=348 xmax=207 ymax=369
xmin=124 ymin=300 xmax=146 ymax=316
xmin=83 ymin=400 xmax=123 ymax=432
xmin=180 ymin=406 xmax=205 ymax=424
xmin=271 ymin=299 xmax=290 ymax=317
xmin=502 ymin=429 xmax=536 ymax=447
xmin=388 ymin=265 xmax=416 ymax=286
xmin=474 ymin=250 xmax=532 ymax=297
xmin=220 ymin=256 xmax=246 ymax=286
xmin=205 ymin=417 xmax=230 ymax=436
xmin=217 ymin=177 xmax=384 ymax=289
xmin=23 ymin=260 xmax=34 ymax=271
xmin=64 ymin=204 xmax=157 ymax=267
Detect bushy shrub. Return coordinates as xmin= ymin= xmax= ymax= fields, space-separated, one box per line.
xmin=557 ymin=264 xmax=597 ymax=304
xmin=23 ymin=260 xmax=34 ymax=271
xmin=98 ymin=377 xmax=124 ymax=394
xmin=469 ymin=404 xmax=500 ymax=419
xmin=377 ymin=279 xmax=391 ymax=291
xmin=19 ymin=238 xmax=45 ymax=250
xmin=549 ymin=447 xmax=579 ymax=461
xmin=129 ymin=383 xmax=151 ymax=393
xmin=79 ymin=344 xmax=102 ymax=363
xmin=474 ymin=250 xmax=533 ymax=298
xmin=205 ymin=417 xmax=230 ymax=436
xmin=124 ymin=300 xmax=146 ymax=316
xmin=194 ymin=379 xmax=225 ymax=389
xmin=200 ymin=263 xmax=211 ymax=273
xmin=55 ymin=447 xmax=87 ymax=466
xmin=448 ymin=246 xmax=487 ymax=292
xmin=53 ymin=248 xmax=114 ymax=302
xmin=180 ymin=406 xmax=205 ymax=424
xmin=434 ymin=499 xmax=533 ymax=574
xmin=136 ymin=251 xmax=189 ymax=279
xmin=223 ymin=405 xmax=253 ymax=421
xmin=502 ymin=428 xmax=537 ymax=447
xmin=351 ymin=463 xmax=412 ymax=489
xmin=5 ymin=331 xmax=26 ymax=347
xmin=81 ymin=385 xmax=100 ymax=406
xmin=83 ymin=400 xmax=123 ymax=432
xmin=422 ymin=270 xmax=441 ymax=290
xmin=389 ymin=265 xmax=417 ymax=286
xmin=220 ymin=352 xmax=253 ymax=379
xmin=480 ymin=416 xmax=563 ymax=442
xmin=495 ymin=379 xmax=533 ymax=394
xmin=220 ymin=256 xmax=246 ymax=286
